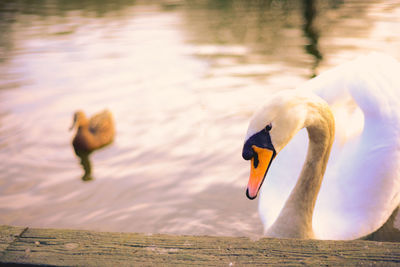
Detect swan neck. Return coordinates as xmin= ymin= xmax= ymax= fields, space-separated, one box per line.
xmin=267 ymin=101 xmax=335 ymax=239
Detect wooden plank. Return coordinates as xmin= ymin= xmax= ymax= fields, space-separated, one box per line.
xmin=0 ymin=225 xmax=400 ymax=266
xmin=0 ymin=225 xmax=26 ymax=253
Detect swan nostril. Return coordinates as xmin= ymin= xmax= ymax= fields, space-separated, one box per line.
xmin=253 ymin=152 xmax=259 ymax=169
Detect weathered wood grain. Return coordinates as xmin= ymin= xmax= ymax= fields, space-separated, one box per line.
xmin=0 ymin=225 xmax=26 ymax=253
xmin=1 ymin=225 xmax=400 ymax=266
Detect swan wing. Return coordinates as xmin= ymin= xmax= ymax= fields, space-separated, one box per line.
xmin=310 ymin=53 xmax=400 ymax=239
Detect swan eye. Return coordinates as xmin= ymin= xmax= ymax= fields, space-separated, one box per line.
xmin=265 ymin=123 xmax=272 ymax=131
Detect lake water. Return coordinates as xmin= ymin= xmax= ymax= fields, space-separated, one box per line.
xmin=1 ymin=0 xmax=400 ymax=238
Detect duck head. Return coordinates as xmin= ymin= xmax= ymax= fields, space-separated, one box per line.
xmin=70 ymin=110 xmax=88 ymax=130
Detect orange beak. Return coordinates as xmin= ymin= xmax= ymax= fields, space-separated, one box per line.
xmin=246 ymin=145 xmax=275 ymax=199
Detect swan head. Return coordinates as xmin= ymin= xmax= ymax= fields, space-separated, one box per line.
xmin=243 ymin=90 xmax=311 ymax=199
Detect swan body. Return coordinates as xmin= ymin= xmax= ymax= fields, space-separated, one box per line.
xmin=243 ymin=53 xmax=400 ymax=240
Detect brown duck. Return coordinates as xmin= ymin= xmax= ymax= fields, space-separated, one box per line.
xmin=70 ymin=110 xmax=115 ymax=181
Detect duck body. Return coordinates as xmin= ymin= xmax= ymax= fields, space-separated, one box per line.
xmin=243 ymin=53 xmax=400 ymax=240
xmin=71 ymin=110 xmax=115 ymax=181
xmin=71 ymin=110 xmax=115 ymax=154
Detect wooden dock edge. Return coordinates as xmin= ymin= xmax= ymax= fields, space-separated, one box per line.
xmin=1 ymin=225 xmax=400 ymax=266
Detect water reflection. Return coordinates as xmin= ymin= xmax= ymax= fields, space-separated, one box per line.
xmin=302 ymin=0 xmax=322 ymax=77
xmin=74 ymin=150 xmax=93 ymax=181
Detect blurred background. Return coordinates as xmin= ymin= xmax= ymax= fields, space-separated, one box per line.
xmin=0 ymin=0 xmax=399 ymax=238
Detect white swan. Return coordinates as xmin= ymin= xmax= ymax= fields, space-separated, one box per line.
xmin=242 ymin=53 xmax=400 ymax=240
